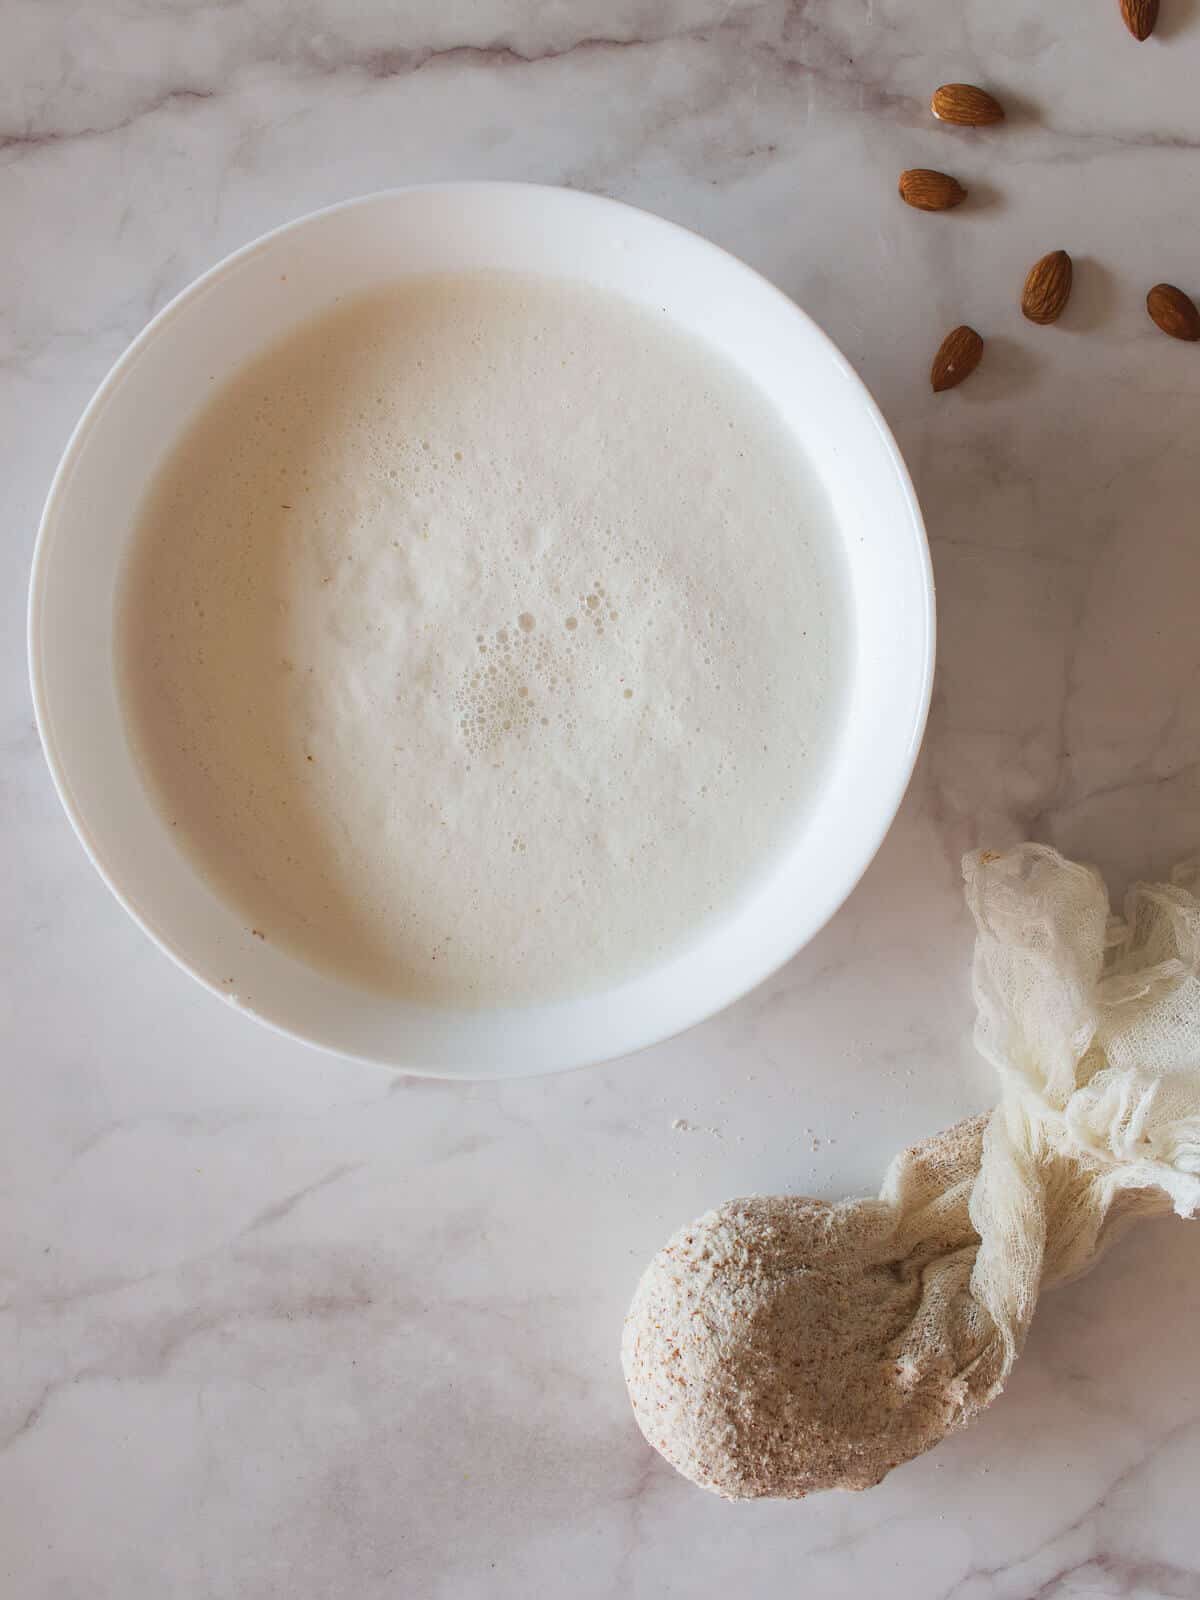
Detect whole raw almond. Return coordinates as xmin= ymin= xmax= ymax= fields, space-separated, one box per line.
xmin=1120 ymin=0 xmax=1159 ymax=39
xmin=1146 ymin=283 xmax=1200 ymax=341
xmin=899 ymin=168 xmax=968 ymax=211
xmin=931 ymin=325 xmax=984 ymax=391
xmin=931 ymin=83 xmax=1005 ymax=126
xmin=1022 ymin=250 xmax=1073 ymax=324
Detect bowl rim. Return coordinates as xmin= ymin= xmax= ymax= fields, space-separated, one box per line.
xmin=28 ymin=181 xmax=934 ymax=1078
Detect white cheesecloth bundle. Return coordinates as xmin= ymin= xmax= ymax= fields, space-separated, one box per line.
xmin=622 ymin=844 xmax=1200 ymax=1499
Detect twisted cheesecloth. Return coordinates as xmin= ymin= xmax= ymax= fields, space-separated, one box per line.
xmin=621 ymin=845 xmax=1200 ymax=1498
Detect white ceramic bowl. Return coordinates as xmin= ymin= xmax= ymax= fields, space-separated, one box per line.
xmin=29 ymin=184 xmax=933 ymax=1077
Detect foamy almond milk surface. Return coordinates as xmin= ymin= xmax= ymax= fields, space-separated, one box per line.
xmin=118 ymin=272 xmax=849 ymax=1004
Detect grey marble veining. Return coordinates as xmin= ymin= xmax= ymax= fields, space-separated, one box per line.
xmin=3 ymin=2 xmax=1199 ymax=1595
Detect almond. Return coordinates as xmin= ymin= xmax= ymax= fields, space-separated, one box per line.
xmin=1146 ymin=283 xmax=1200 ymax=341
xmin=1120 ymin=0 xmax=1159 ymax=39
xmin=1022 ymin=250 xmax=1073 ymax=324
xmin=898 ymin=168 xmax=968 ymax=211
xmin=931 ymin=325 xmax=984 ymax=391
xmin=930 ymin=83 xmax=1005 ymax=126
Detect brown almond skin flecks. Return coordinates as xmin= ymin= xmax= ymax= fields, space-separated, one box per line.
xmin=1120 ymin=0 xmax=1159 ymax=39
xmin=931 ymin=326 xmax=984 ymax=391
xmin=1022 ymin=251 xmax=1073 ymax=325
xmin=1146 ymin=283 xmax=1200 ymax=341
xmin=898 ymin=169 xmax=968 ymax=211
xmin=930 ymin=84 xmax=1005 ymax=126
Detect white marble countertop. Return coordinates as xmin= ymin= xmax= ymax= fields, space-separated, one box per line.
xmin=4 ymin=3 xmax=1200 ymax=1594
